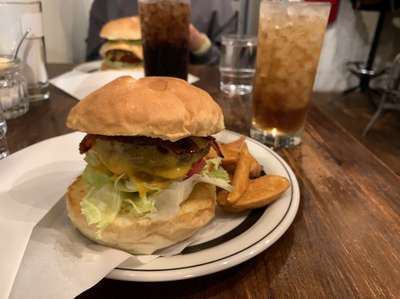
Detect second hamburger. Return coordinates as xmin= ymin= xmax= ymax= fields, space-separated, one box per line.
xmin=99 ymin=16 xmax=143 ymax=70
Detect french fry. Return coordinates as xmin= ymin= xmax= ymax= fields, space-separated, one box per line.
xmin=219 ymin=136 xmax=263 ymax=178
xmin=220 ymin=148 xmax=238 ymax=165
xmin=218 ymin=142 xmax=252 ymax=206
xmin=220 ymin=148 xmax=238 ymax=174
xmin=217 ymin=190 xmax=229 ymax=206
xmin=222 ymin=136 xmax=245 ymax=152
xmin=223 ymin=175 xmax=290 ymax=213
xmin=249 ymin=159 xmax=262 ymax=178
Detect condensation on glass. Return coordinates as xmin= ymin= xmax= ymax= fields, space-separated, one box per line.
xmin=251 ymin=0 xmax=330 ymax=148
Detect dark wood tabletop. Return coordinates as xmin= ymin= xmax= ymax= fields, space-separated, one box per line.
xmin=7 ymin=64 xmax=400 ymax=298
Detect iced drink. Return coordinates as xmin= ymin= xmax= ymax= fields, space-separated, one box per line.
xmin=139 ymin=0 xmax=190 ymax=80
xmin=251 ymin=1 xmax=330 ymax=147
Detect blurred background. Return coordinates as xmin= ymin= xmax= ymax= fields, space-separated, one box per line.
xmin=10 ymin=0 xmax=398 ymax=92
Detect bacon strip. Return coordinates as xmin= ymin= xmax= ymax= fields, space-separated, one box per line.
xmin=79 ymin=134 xmax=96 ymax=154
xmin=78 ymin=134 xmax=216 ymax=156
xmin=186 ymin=158 xmax=206 ymax=178
xmin=211 ymin=139 xmax=224 ymax=158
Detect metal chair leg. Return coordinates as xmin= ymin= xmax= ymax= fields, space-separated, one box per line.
xmin=363 ymin=93 xmax=387 ymax=136
xmin=342 ymin=85 xmax=359 ymax=95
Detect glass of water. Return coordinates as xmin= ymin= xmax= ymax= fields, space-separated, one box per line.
xmin=0 ymin=107 xmax=9 ymax=159
xmin=219 ymin=35 xmax=257 ymax=95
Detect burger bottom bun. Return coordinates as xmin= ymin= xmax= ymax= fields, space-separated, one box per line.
xmin=66 ymin=177 xmax=216 ymax=254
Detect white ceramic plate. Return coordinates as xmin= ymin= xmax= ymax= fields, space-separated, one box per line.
xmin=2 ymin=130 xmax=299 ymax=282
xmin=73 ymin=60 xmax=103 ymax=73
xmin=74 ymin=60 xmax=144 ymax=73
xmin=110 ymin=130 xmax=300 ymax=281
xmin=72 ymin=61 xmax=199 ymax=84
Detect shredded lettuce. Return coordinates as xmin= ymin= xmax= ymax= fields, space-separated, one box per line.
xmin=103 ymin=59 xmax=143 ymax=69
xmin=199 ymin=158 xmax=232 ymax=191
xmin=80 ymin=183 xmax=155 ymax=237
xmin=84 ymin=151 xmax=101 ymax=167
xmin=195 ymin=174 xmax=233 ymax=192
xmin=81 ymin=162 xmax=154 ymax=235
xmin=121 ymin=193 xmax=155 ymax=217
xmin=113 ymin=173 xmax=138 ymax=193
xmin=80 ymin=151 xmax=232 ymax=234
xmin=80 ymin=184 xmax=122 ymax=238
xmin=82 ymin=166 xmax=111 ymax=189
xmin=107 ymin=39 xmax=142 ymax=45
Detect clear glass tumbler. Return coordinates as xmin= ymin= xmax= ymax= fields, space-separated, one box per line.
xmin=139 ymin=0 xmax=191 ymax=80
xmin=0 ymin=1 xmax=49 ymax=102
xmin=0 ymin=57 xmax=29 ymax=119
xmin=219 ymin=35 xmax=257 ymax=95
xmin=250 ymin=0 xmax=330 ymax=148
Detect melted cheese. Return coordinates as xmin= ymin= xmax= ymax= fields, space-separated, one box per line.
xmin=130 ymin=174 xmax=172 ymax=199
xmin=153 ymin=164 xmax=192 ymax=179
xmin=91 ymin=140 xmax=197 ymax=198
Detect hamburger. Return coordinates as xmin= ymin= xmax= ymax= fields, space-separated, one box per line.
xmin=66 ymin=76 xmax=231 ymax=254
xmin=99 ymin=16 xmax=143 ymax=70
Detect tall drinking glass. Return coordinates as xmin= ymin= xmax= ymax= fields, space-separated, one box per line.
xmin=139 ymin=0 xmax=190 ymax=80
xmin=250 ymin=0 xmax=330 ymax=148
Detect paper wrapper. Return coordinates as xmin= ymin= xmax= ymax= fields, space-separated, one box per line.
xmin=1 ymin=135 xmax=245 ymax=298
xmin=50 ymin=70 xmax=199 ymax=100
xmin=10 ymin=199 xmax=246 ymax=298
xmin=4 ymin=173 xmax=246 ymax=298
xmin=0 ymin=159 xmax=83 ymax=299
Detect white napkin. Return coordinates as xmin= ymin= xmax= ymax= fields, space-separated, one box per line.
xmin=9 ymin=198 xmax=246 ymax=299
xmin=50 ymin=70 xmax=200 ymax=100
xmin=0 ymin=160 xmax=83 ymax=299
xmin=9 ymin=200 xmax=133 ymax=299
xmin=10 ymin=193 xmax=246 ymax=299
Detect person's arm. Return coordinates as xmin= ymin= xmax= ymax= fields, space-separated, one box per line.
xmin=189 ymin=24 xmax=220 ymax=65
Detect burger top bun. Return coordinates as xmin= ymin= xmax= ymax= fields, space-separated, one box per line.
xmin=66 ymin=76 xmax=225 ymax=141
xmin=100 ymin=16 xmax=141 ymax=41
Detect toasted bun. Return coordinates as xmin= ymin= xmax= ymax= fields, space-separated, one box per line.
xmin=66 ymin=177 xmax=216 ymax=254
xmin=99 ymin=41 xmax=143 ymax=59
xmin=100 ymin=16 xmax=141 ymax=40
xmin=66 ymin=76 xmax=225 ymax=141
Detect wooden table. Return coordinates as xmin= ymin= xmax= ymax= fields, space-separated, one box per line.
xmin=7 ymin=64 xmax=400 ymax=298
